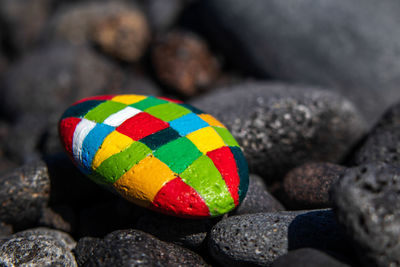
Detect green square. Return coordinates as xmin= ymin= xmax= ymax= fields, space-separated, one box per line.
xmin=180 ymin=155 xmax=234 ymax=216
xmin=145 ymin=103 xmax=191 ymax=122
xmin=212 ymin=126 xmax=239 ymax=147
xmin=153 ymin=137 xmax=201 ymax=174
xmin=130 ymin=97 xmax=168 ymax=111
xmin=94 ymin=141 xmax=152 ymax=183
xmin=84 ymin=101 xmax=127 ymax=123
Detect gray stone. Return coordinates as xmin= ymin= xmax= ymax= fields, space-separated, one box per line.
xmin=271 ymin=248 xmax=352 ymax=267
xmin=84 ymin=229 xmax=209 ymax=266
xmin=196 ymin=0 xmax=400 ymax=123
xmin=0 ymin=229 xmax=77 ymax=266
xmin=233 ymin=174 xmax=284 ymax=215
xmin=354 ymin=102 xmax=400 ymax=167
xmin=14 ymin=227 xmax=76 ymax=250
xmin=331 ymin=163 xmax=400 ymax=267
xmin=282 ymin=162 xmax=346 ymax=209
xmin=191 ymin=82 xmax=366 ymax=179
xmin=208 ymin=209 xmax=350 ymax=266
xmin=136 ymin=211 xmax=221 ymax=250
xmin=0 ymin=161 xmax=50 ymax=228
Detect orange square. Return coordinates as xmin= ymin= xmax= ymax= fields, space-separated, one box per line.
xmin=113 ymin=155 xmax=177 ymax=205
xmin=198 ymin=114 xmax=226 ymax=128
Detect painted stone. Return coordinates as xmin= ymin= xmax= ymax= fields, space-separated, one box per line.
xmin=59 ymin=94 xmax=249 ymax=218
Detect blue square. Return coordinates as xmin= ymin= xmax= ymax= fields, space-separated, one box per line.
xmin=169 ymin=113 xmax=209 ymax=136
xmin=81 ymin=123 xmax=115 ymax=173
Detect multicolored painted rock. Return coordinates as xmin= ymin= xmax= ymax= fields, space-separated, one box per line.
xmin=59 ymin=94 xmax=249 ymax=218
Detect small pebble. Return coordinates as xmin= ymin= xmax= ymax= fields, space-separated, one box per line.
xmin=82 ymin=229 xmax=209 ymax=266
xmin=0 ymin=161 xmax=50 ymax=229
xmin=283 ymin=162 xmax=346 ymax=209
xmin=331 ymin=163 xmax=400 ymax=267
xmin=152 ymin=30 xmax=220 ymax=96
xmin=92 ymin=10 xmax=150 ymax=62
xmin=59 ymin=94 xmax=249 ymax=218
xmin=233 ymin=174 xmax=285 ymax=215
xmin=208 ymin=209 xmax=350 ymax=266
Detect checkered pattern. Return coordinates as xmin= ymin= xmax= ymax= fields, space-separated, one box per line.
xmin=59 ymin=94 xmax=249 ymax=218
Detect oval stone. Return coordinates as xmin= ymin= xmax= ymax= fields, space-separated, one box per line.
xmin=59 ymin=94 xmax=249 ymax=218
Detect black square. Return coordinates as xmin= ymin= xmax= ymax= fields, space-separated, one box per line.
xmin=140 ymin=127 xmax=181 ymax=150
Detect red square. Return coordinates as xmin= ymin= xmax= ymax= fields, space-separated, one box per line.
xmin=116 ymin=112 xmax=169 ymax=141
xmin=207 ymin=146 xmax=240 ymax=205
xmin=59 ymin=117 xmax=81 ymax=155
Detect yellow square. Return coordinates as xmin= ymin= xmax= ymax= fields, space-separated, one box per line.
xmin=92 ymin=131 xmax=134 ymax=169
xmin=199 ymin=114 xmax=226 ymax=128
xmin=112 ymin=95 xmax=147 ymax=105
xmin=186 ymin=126 xmax=226 ymax=153
xmin=113 ymin=155 xmax=177 ymax=205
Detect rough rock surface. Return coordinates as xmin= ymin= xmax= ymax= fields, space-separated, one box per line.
xmin=208 ymin=209 xmax=350 ymax=266
xmin=0 ymin=228 xmax=77 ymax=266
xmin=331 ymin=163 xmax=400 ymax=267
xmin=13 ymin=227 xmax=76 ymax=250
xmin=191 ymin=82 xmax=366 ymax=179
xmin=0 ymin=161 xmax=50 ymax=228
xmin=233 ymin=174 xmax=284 ymax=215
xmin=283 ymin=162 xmax=346 ymax=209
xmin=83 ymin=229 xmax=209 ymax=266
xmin=196 ymin=0 xmax=400 ymax=123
